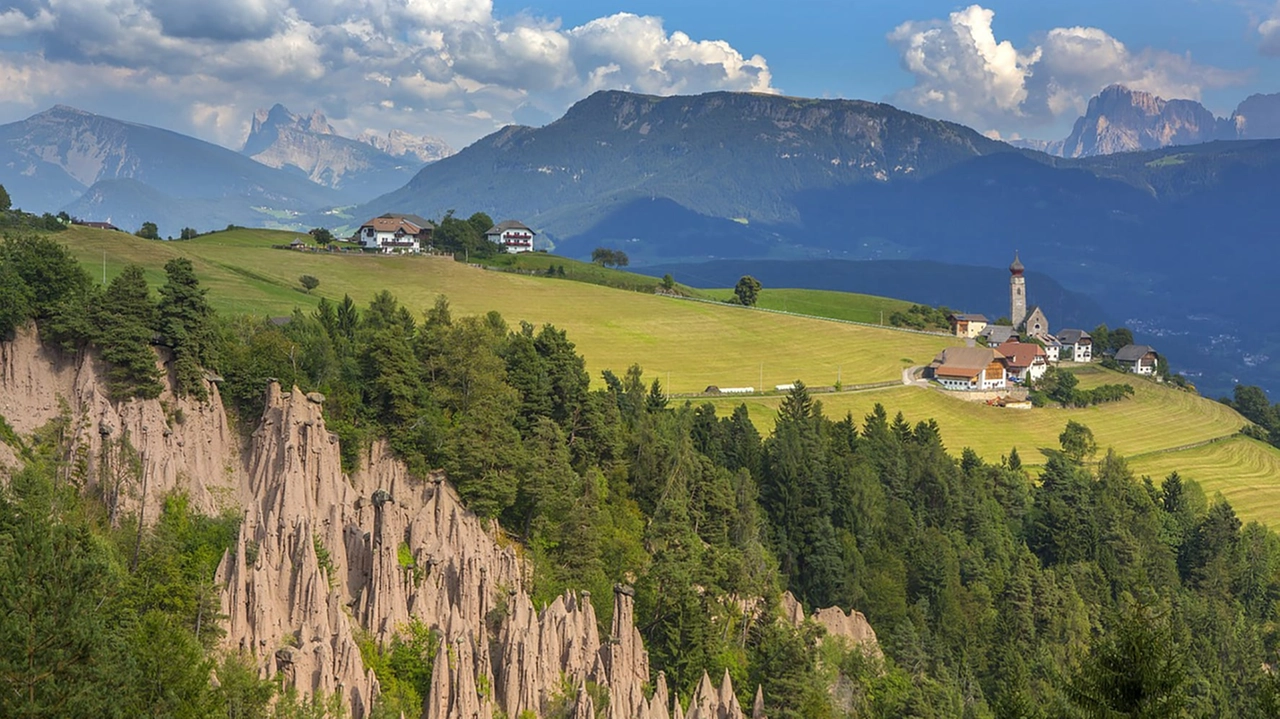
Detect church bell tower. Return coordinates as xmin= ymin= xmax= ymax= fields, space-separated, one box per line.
xmin=1010 ymin=252 xmax=1026 ymax=328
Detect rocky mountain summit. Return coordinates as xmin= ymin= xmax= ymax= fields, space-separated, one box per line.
xmin=356 ymin=128 xmax=453 ymax=165
xmin=242 ymin=104 xmax=451 ymax=200
xmin=1024 ymin=85 xmax=1280 ymax=157
xmin=0 ymin=327 xmax=880 ymax=718
xmin=1059 ymin=85 xmax=1224 ymax=157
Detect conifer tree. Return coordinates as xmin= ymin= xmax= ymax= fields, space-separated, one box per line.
xmin=94 ymin=264 xmax=162 ymax=399
xmin=157 ymin=258 xmax=214 ymax=400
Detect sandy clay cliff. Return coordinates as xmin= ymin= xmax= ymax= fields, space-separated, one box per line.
xmin=0 ymin=327 xmax=879 ymax=718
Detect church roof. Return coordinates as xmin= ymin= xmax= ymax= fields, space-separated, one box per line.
xmin=1010 ymin=252 xmax=1025 ymax=275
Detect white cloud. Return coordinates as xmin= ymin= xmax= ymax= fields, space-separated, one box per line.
xmin=1260 ymin=5 xmax=1280 ymax=56
xmin=888 ymin=4 xmax=1242 ymax=133
xmin=0 ymin=0 xmax=775 ymax=150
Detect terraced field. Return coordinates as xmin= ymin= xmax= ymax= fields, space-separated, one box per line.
xmin=53 ymin=226 xmax=960 ymax=393
xmin=706 ymin=368 xmax=1248 ymax=469
xmin=1128 ymin=437 xmax=1280 ymax=529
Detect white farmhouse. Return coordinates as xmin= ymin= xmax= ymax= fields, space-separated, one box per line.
xmin=485 ymin=220 xmax=536 ymax=253
xmin=1116 ymin=344 xmax=1159 ymax=375
xmin=1056 ymin=329 xmax=1094 ymax=363
xmin=357 ymin=213 xmax=434 ymax=254
xmin=928 ymin=347 xmax=1008 ymax=391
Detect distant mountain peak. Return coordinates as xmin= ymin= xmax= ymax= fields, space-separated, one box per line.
xmin=41 ymin=104 xmax=93 ymax=118
xmin=247 ymin=104 xmax=336 ymax=149
xmin=354 ymin=128 xmax=453 ymax=164
xmin=240 ymin=104 xmax=452 ymax=198
xmin=1059 ymin=85 xmax=1225 ymax=158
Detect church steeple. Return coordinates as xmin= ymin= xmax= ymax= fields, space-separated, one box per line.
xmin=1010 ymin=252 xmax=1027 ymax=328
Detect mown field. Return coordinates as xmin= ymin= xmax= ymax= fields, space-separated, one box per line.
xmin=1128 ymin=437 xmax=1280 ymax=529
xmin=708 ymin=368 xmax=1244 ymax=460
xmin=52 ymin=226 xmax=960 ymax=393
xmin=701 ymin=366 xmax=1280 ymax=525
xmin=702 ymin=287 xmax=915 ymax=326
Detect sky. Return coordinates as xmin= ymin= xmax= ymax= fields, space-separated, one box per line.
xmin=1 ymin=0 xmax=1279 ymax=151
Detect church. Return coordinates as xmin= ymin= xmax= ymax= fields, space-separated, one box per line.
xmin=1007 ymin=252 xmax=1051 ymax=340
xmin=976 ymin=252 xmax=1053 ymax=346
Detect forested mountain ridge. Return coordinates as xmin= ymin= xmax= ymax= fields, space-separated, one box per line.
xmin=3 ymin=232 xmax=1280 ymax=717
xmin=362 ymin=89 xmax=1015 ymax=239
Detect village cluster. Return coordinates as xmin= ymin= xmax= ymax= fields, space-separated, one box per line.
xmin=927 ymin=254 xmax=1160 ymax=392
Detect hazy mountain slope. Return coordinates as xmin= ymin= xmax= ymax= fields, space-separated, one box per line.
xmin=1228 ymin=93 xmax=1280 ymax=139
xmin=362 ymin=90 xmax=1016 ymax=236
xmin=242 ymin=104 xmax=451 ymax=201
xmin=0 ymin=105 xmax=338 ymax=233
xmin=1020 ymin=86 xmax=1280 ymax=158
xmin=636 ymin=259 xmax=1108 ymax=330
xmin=1059 ymin=85 xmax=1226 ymax=157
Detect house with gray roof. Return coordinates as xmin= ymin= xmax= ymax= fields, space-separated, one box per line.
xmin=1056 ymin=329 xmax=1093 ymax=362
xmin=485 ymin=220 xmax=536 ymax=253
xmin=979 ymin=325 xmax=1018 ymax=347
xmin=1115 ymin=344 xmax=1159 ymax=375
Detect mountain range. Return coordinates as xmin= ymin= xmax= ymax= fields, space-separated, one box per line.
xmin=360 ymin=89 xmax=1280 ymax=398
xmin=241 ymin=104 xmax=452 ymax=200
xmin=1015 ymin=85 xmax=1280 ymax=157
xmin=3 ymin=88 xmax=1280 ymax=396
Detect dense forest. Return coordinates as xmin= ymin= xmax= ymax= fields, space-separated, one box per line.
xmin=3 ymin=232 xmax=1280 ymax=718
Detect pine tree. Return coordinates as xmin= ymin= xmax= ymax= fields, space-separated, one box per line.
xmin=0 ymin=468 xmax=122 ymax=718
xmin=93 ymin=264 xmax=162 ymax=399
xmin=157 ymin=258 xmax=214 ymax=400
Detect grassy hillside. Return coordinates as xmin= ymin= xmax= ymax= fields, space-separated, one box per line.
xmin=479 ymin=252 xmax=712 ymax=297
xmin=708 ymin=369 xmax=1243 ymax=461
xmin=703 ymin=287 xmax=914 ymax=325
xmin=702 ymin=366 xmax=1280 ymax=524
xmin=54 ymin=226 xmax=959 ymax=393
xmin=39 ymin=226 xmax=1280 ymax=527
xmin=1128 ymin=437 xmax=1280 ymax=529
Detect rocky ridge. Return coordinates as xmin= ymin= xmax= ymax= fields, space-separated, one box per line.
xmin=0 ymin=327 xmax=881 ymax=718
xmin=1022 ymin=85 xmax=1280 ymax=157
xmin=1059 ymin=85 xmax=1223 ymax=158
xmin=242 ymin=105 xmax=451 ymax=198
xmin=0 ymin=325 xmax=243 ymax=521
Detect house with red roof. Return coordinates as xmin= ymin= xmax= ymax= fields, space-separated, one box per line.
xmin=996 ymin=340 xmax=1049 ymax=383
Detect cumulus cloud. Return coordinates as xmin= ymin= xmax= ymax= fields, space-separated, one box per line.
xmin=0 ymin=0 xmax=775 ymax=149
xmin=889 ymin=5 xmax=1242 ymax=132
xmin=1261 ymin=5 xmax=1280 ymax=56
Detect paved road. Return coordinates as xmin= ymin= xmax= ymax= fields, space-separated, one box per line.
xmin=902 ymin=366 xmax=929 ymax=387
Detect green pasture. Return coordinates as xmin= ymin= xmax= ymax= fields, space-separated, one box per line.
xmin=1128 ymin=437 xmax=1280 ymax=529
xmin=703 ymin=287 xmax=914 ymax=326
xmin=54 ymin=226 xmax=960 ymax=393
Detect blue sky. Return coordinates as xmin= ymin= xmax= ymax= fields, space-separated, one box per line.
xmin=1 ymin=0 xmax=1277 ymax=148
